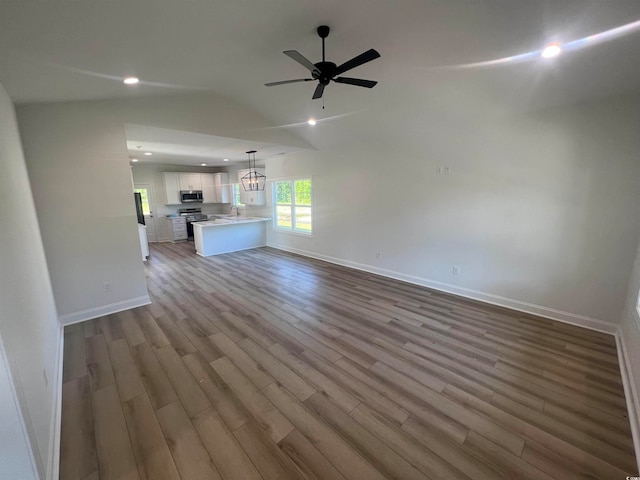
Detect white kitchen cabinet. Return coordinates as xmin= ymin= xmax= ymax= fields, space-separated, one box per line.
xmin=201 ymin=173 xmax=216 ymax=203
xmin=164 ymin=171 xmax=231 ymax=205
xmin=163 ymin=173 xmax=181 ymax=205
xmin=179 ymin=173 xmax=202 ymax=191
xmin=169 ymin=216 xmax=187 ymax=242
xmin=214 ymin=172 xmax=231 ymax=203
xmin=237 ymin=169 xmax=266 ymax=205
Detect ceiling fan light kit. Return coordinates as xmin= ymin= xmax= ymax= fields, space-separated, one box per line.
xmin=265 ymin=25 xmax=381 ymax=101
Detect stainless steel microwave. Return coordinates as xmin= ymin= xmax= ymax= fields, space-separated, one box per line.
xmin=180 ymin=190 xmax=203 ymax=203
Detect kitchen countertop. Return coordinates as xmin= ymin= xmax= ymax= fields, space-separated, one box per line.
xmin=193 ymin=216 xmax=271 ymax=228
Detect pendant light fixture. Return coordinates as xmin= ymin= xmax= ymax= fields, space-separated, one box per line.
xmin=240 ymin=150 xmax=266 ymax=191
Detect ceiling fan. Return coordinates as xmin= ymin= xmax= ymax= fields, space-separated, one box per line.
xmin=265 ymin=25 xmax=380 ymax=100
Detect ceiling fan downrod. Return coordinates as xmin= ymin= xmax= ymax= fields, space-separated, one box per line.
xmin=317 ymin=25 xmax=330 ymax=63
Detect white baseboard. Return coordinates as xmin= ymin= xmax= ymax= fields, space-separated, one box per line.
xmin=46 ymin=325 xmax=64 ymax=480
xmin=616 ymin=330 xmax=640 ymax=473
xmin=267 ymin=243 xmax=618 ymax=335
xmin=58 ymin=295 xmax=151 ymax=326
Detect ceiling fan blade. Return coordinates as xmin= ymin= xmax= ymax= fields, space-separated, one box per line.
xmin=265 ymin=78 xmax=313 ymax=86
xmin=334 ymin=77 xmax=378 ymax=88
xmin=312 ymin=83 xmax=325 ymax=100
xmin=283 ymin=50 xmax=320 ymax=75
xmin=334 ymin=49 xmax=381 ymax=76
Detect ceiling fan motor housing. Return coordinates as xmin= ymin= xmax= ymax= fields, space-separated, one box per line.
xmin=317 ymin=25 xmax=330 ymax=38
xmin=314 ymin=62 xmax=337 ymax=85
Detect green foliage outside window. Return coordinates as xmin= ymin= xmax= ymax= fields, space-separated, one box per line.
xmin=233 ymin=184 xmax=245 ymax=207
xmin=276 ymin=181 xmax=291 ymax=203
xmin=274 ymin=179 xmax=312 ymax=234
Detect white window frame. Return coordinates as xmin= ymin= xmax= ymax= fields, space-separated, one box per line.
xmin=272 ymin=177 xmax=312 ymax=235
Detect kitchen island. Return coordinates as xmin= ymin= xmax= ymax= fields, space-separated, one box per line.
xmin=193 ymin=217 xmax=270 ymax=257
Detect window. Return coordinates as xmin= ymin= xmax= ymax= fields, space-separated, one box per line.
xmin=232 ymin=183 xmax=245 ymax=207
xmin=274 ymin=178 xmax=312 ymax=234
xmin=133 ymin=188 xmax=151 ymax=215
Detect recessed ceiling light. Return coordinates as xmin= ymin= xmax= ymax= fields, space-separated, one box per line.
xmin=541 ymin=43 xmax=562 ymax=58
xmin=201 ymin=163 xmax=207 ymax=166
xmin=131 ymin=158 xmax=139 ymax=162
xmin=123 ymin=77 xmax=139 ymax=85
xmin=308 ymin=118 xmax=317 ymax=126
xmin=223 ymin=158 xmax=229 ymax=162
xmin=144 ymin=152 xmax=152 ymax=156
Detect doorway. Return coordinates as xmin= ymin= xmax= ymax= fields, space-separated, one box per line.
xmin=133 ymin=184 xmax=158 ymax=242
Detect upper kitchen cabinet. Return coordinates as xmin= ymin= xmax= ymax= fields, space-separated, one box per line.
xmin=164 ymin=173 xmax=181 ymax=205
xmin=237 ymin=169 xmax=266 ymax=205
xmin=201 ymin=173 xmax=215 ymax=204
xmin=214 ymin=173 xmax=231 ymax=203
xmin=164 ymin=171 xmax=232 ymax=205
xmin=179 ymin=173 xmax=202 ymax=191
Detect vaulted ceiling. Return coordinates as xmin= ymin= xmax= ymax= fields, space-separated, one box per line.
xmin=2 ymin=0 xmax=640 ymax=157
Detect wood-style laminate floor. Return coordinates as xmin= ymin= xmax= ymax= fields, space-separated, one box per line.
xmin=60 ymin=242 xmax=637 ymax=480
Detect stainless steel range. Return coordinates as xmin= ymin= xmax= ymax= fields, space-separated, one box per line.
xmin=178 ymin=208 xmax=208 ymax=240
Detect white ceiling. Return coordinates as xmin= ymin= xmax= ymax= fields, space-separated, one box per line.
xmin=125 ymin=124 xmax=305 ymax=167
xmin=2 ymin=1 xmax=640 ymax=163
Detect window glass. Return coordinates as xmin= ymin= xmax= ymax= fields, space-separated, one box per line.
xmin=273 ymin=179 xmax=312 ymax=234
xmin=232 ymin=184 xmax=245 ymax=207
xmin=295 ymin=206 xmax=312 ymax=232
xmin=276 ymin=205 xmax=292 ymax=228
xmin=276 ymin=181 xmax=292 ymax=204
xmin=295 ymin=179 xmax=311 ymax=205
xmin=134 ymin=188 xmax=151 ymax=215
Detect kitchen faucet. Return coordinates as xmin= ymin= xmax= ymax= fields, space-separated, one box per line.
xmin=229 ymin=205 xmax=239 ymax=216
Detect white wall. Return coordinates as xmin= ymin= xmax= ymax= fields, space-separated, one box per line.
xmin=0 ymin=82 xmax=61 ymax=479
xmin=267 ymin=92 xmax=640 ymax=329
xmin=619 ymin=236 xmax=640 ymax=463
xmin=17 ymin=101 xmax=150 ymax=324
xmin=16 ymin=93 xmax=310 ymax=323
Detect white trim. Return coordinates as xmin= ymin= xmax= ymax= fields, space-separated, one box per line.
xmin=616 ymin=329 xmax=640 ymax=473
xmin=58 ymin=295 xmax=151 ymax=326
xmin=0 ymin=329 xmax=39 ymax=479
xmin=267 ymin=243 xmax=618 ymax=335
xmin=46 ymin=325 xmax=64 ymax=480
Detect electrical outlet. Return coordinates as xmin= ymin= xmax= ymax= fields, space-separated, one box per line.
xmin=444 ymin=166 xmax=451 ymax=175
xmin=375 ymin=252 xmax=382 ymax=260
xmin=436 ymin=166 xmax=442 ymax=175
xmin=42 ymin=368 xmax=48 ymax=387
xmin=452 ymin=266 xmax=461 ymax=276
xmin=103 ymin=281 xmax=113 ymax=292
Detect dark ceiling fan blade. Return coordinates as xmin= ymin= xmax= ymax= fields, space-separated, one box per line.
xmin=334 ymin=77 xmax=378 ymax=88
xmin=265 ymin=78 xmax=314 ymax=86
xmin=333 ymin=49 xmax=381 ymax=76
xmin=312 ymin=83 xmax=325 ymax=100
xmin=283 ymin=50 xmax=320 ymax=75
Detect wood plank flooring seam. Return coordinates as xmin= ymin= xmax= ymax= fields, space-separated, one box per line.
xmin=60 ymin=242 xmax=637 ymax=480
